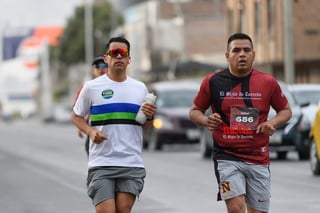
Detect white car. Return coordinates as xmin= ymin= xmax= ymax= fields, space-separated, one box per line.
xmin=0 ymin=93 xmax=37 ymax=120
xmin=53 ymin=104 xmax=73 ymax=123
xmin=288 ymin=84 xmax=320 ymax=123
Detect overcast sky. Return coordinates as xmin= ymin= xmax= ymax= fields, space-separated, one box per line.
xmin=0 ymin=0 xmax=84 ymax=28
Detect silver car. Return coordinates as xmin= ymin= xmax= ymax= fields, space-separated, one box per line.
xmin=288 ymin=84 xmax=320 ymax=123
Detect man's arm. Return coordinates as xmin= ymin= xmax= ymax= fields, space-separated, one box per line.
xmin=71 ymin=111 xmax=107 ymax=144
xmin=256 ymin=103 xmax=292 ymax=136
xmin=189 ymin=104 xmax=223 ymax=131
xmin=270 ymin=104 xmax=292 ymax=128
xmin=189 ymin=104 xmax=208 ymax=127
xmin=140 ymin=102 xmax=157 ymax=128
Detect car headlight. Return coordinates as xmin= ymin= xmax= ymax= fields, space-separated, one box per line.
xmin=153 ymin=115 xmax=174 ymax=130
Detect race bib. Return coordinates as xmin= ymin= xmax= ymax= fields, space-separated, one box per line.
xmin=230 ymin=106 xmax=259 ymax=130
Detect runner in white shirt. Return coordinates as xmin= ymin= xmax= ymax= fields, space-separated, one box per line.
xmin=72 ymin=37 xmax=157 ymax=213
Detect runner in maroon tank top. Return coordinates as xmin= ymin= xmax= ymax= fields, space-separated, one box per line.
xmin=189 ymin=33 xmax=292 ymax=213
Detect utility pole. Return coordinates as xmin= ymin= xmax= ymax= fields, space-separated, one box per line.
xmin=40 ymin=40 xmax=53 ymax=121
xmin=0 ymin=23 xmax=3 ymax=67
xmin=84 ymin=0 xmax=94 ymax=80
xmin=283 ymin=0 xmax=295 ymax=84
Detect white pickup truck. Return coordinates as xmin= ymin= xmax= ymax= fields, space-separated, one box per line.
xmin=0 ymin=93 xmax=37 ymax=119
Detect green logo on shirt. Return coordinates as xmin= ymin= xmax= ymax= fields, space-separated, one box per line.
xmin=101 ymin=89 xmax=113 ymax=99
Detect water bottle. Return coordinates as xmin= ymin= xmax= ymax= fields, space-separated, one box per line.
xmin=135 ymin=93 xmax=157 ymax=124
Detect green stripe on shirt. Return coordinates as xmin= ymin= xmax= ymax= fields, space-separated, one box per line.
xmin=90 ymin=112 xmax=137 ymax=122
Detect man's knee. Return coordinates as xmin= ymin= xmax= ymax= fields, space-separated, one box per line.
xmin=225 ymin=195 xmax=246 ymax=213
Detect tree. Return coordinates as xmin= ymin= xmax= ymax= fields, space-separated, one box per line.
xmin=50 ymin=1 xmax=123 ymax=99
xmin=51 ymin=1 xmax=123 ymax=69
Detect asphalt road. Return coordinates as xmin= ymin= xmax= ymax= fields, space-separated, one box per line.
xmin=0 ymin=119 xmax=319 ymax=213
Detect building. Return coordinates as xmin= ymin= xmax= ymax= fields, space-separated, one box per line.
xmin=1 ymin=26 xmax=34 ymax=61
xmin=0 ymin=25 xmax=63 ymax=119
xmin=226 ymin=0 xmax=320 ymax=83
xmin=111 ymin=0 xmax=320 ymax=83
xmin=113 ymin=0 xmax=227 ymax=82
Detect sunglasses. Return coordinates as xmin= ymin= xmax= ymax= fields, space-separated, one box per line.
xmin=95 ymin=63 xmax=107 ymax=68
xmin=107 ymin=48 xmax=129 ymax=58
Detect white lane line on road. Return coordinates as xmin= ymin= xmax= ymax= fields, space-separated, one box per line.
xmin=21 ymin=161 xmax=85 ymax=194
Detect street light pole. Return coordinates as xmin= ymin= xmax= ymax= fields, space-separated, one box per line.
xmin=283 ymin=0 xmax=295 ymax=84
xmin=40 ymin=40 xmax=53 ymax=120
xmin=84 ymin=0 xmax=93 ymax=80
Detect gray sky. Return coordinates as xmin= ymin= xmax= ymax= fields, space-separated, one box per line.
xmin=0 ymin=0 xmax=143 ymax=28
xmin=0 ymin=0 xmax=83 ymax=28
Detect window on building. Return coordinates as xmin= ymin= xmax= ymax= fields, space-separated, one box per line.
xmin=267 ymin=0 xmax=274 ymax=33
xmin=240 ymin=4 xmax=247 ymax=32
xmin=254 ymin=1 xmax=262 ymax=35
xmin=228 ymin=9 xmax=234 ymax=33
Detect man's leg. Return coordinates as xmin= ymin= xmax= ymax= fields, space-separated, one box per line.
xmin=225 ymin=195 xmax=246 ymax=213
xmin=247 ymin=205 xmax=267 ymax=213
xmin=95 ymin=198 xmax=116 ymax=213
xmin=115 ymin=192 xmax=136 ymax=213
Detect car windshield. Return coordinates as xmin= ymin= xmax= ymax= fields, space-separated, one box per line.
xmin=290 ymin=90 xmax=320 ymax=105
xmin=157 ymin=90 xmax=197 ymax=108
xmin=8 ymin=94 xmax=32 ymax=101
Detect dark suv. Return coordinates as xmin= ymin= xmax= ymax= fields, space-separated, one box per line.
xmin=143 ymin=80 xmax=201 ymax=151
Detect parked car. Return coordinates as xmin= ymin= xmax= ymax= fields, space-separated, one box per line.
xmin=53 ymin=104 xmax=73 ymax=123
xmin=288 ymin=84 xmax=320 ymax=123
xmin=309 ymin=101 xmax=320 ymax=175
xmin=143 ymin=80 xmax=201 ymax=150
xmin=269 ymin=82 xmax=311 ymax=160
xmin=199 ymin=81 xmax=311 ymax=160
xmin=0 ymin=93 xmax=37 ymax=120
xmin=43 ymin=104 xmax=73 ymax=124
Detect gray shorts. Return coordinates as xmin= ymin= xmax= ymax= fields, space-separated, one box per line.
xmin=215 ymin=160 xmax=271 ymax=212
xmin=87 ymin=166 xmax=146 ymax=206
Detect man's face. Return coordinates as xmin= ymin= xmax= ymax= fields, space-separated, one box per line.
xmin=104 ymin=42 xmax=130 ymax=73
xmin=92 ymin=64 xmax=107 ymax=78
xmin=225 ymin=39 xmax=255 ymax=75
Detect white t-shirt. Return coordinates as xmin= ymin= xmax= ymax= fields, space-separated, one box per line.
xmin=73 ymin=75 xmax=148 ymax=168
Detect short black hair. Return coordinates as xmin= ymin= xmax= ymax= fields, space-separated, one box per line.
xmin=92 ymin=56 xmax=106 ymax=66
xmin=227 ymin=33 xmax=253 ymax=50
xmin=105 ymin=37 xmax=130 ymax=55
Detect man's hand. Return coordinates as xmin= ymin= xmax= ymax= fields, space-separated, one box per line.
xmin=141 ymin=102 xmax=157 ymax=120
xmin=78 ymin=129 xmax=84 ymax=138
xmin=256 ymin=121 xmax=276 ymax=136
xmin=88 ymin=129 xmax=108 ymax=144
xmin=207 ymin=113 xmax=222 ymax=131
